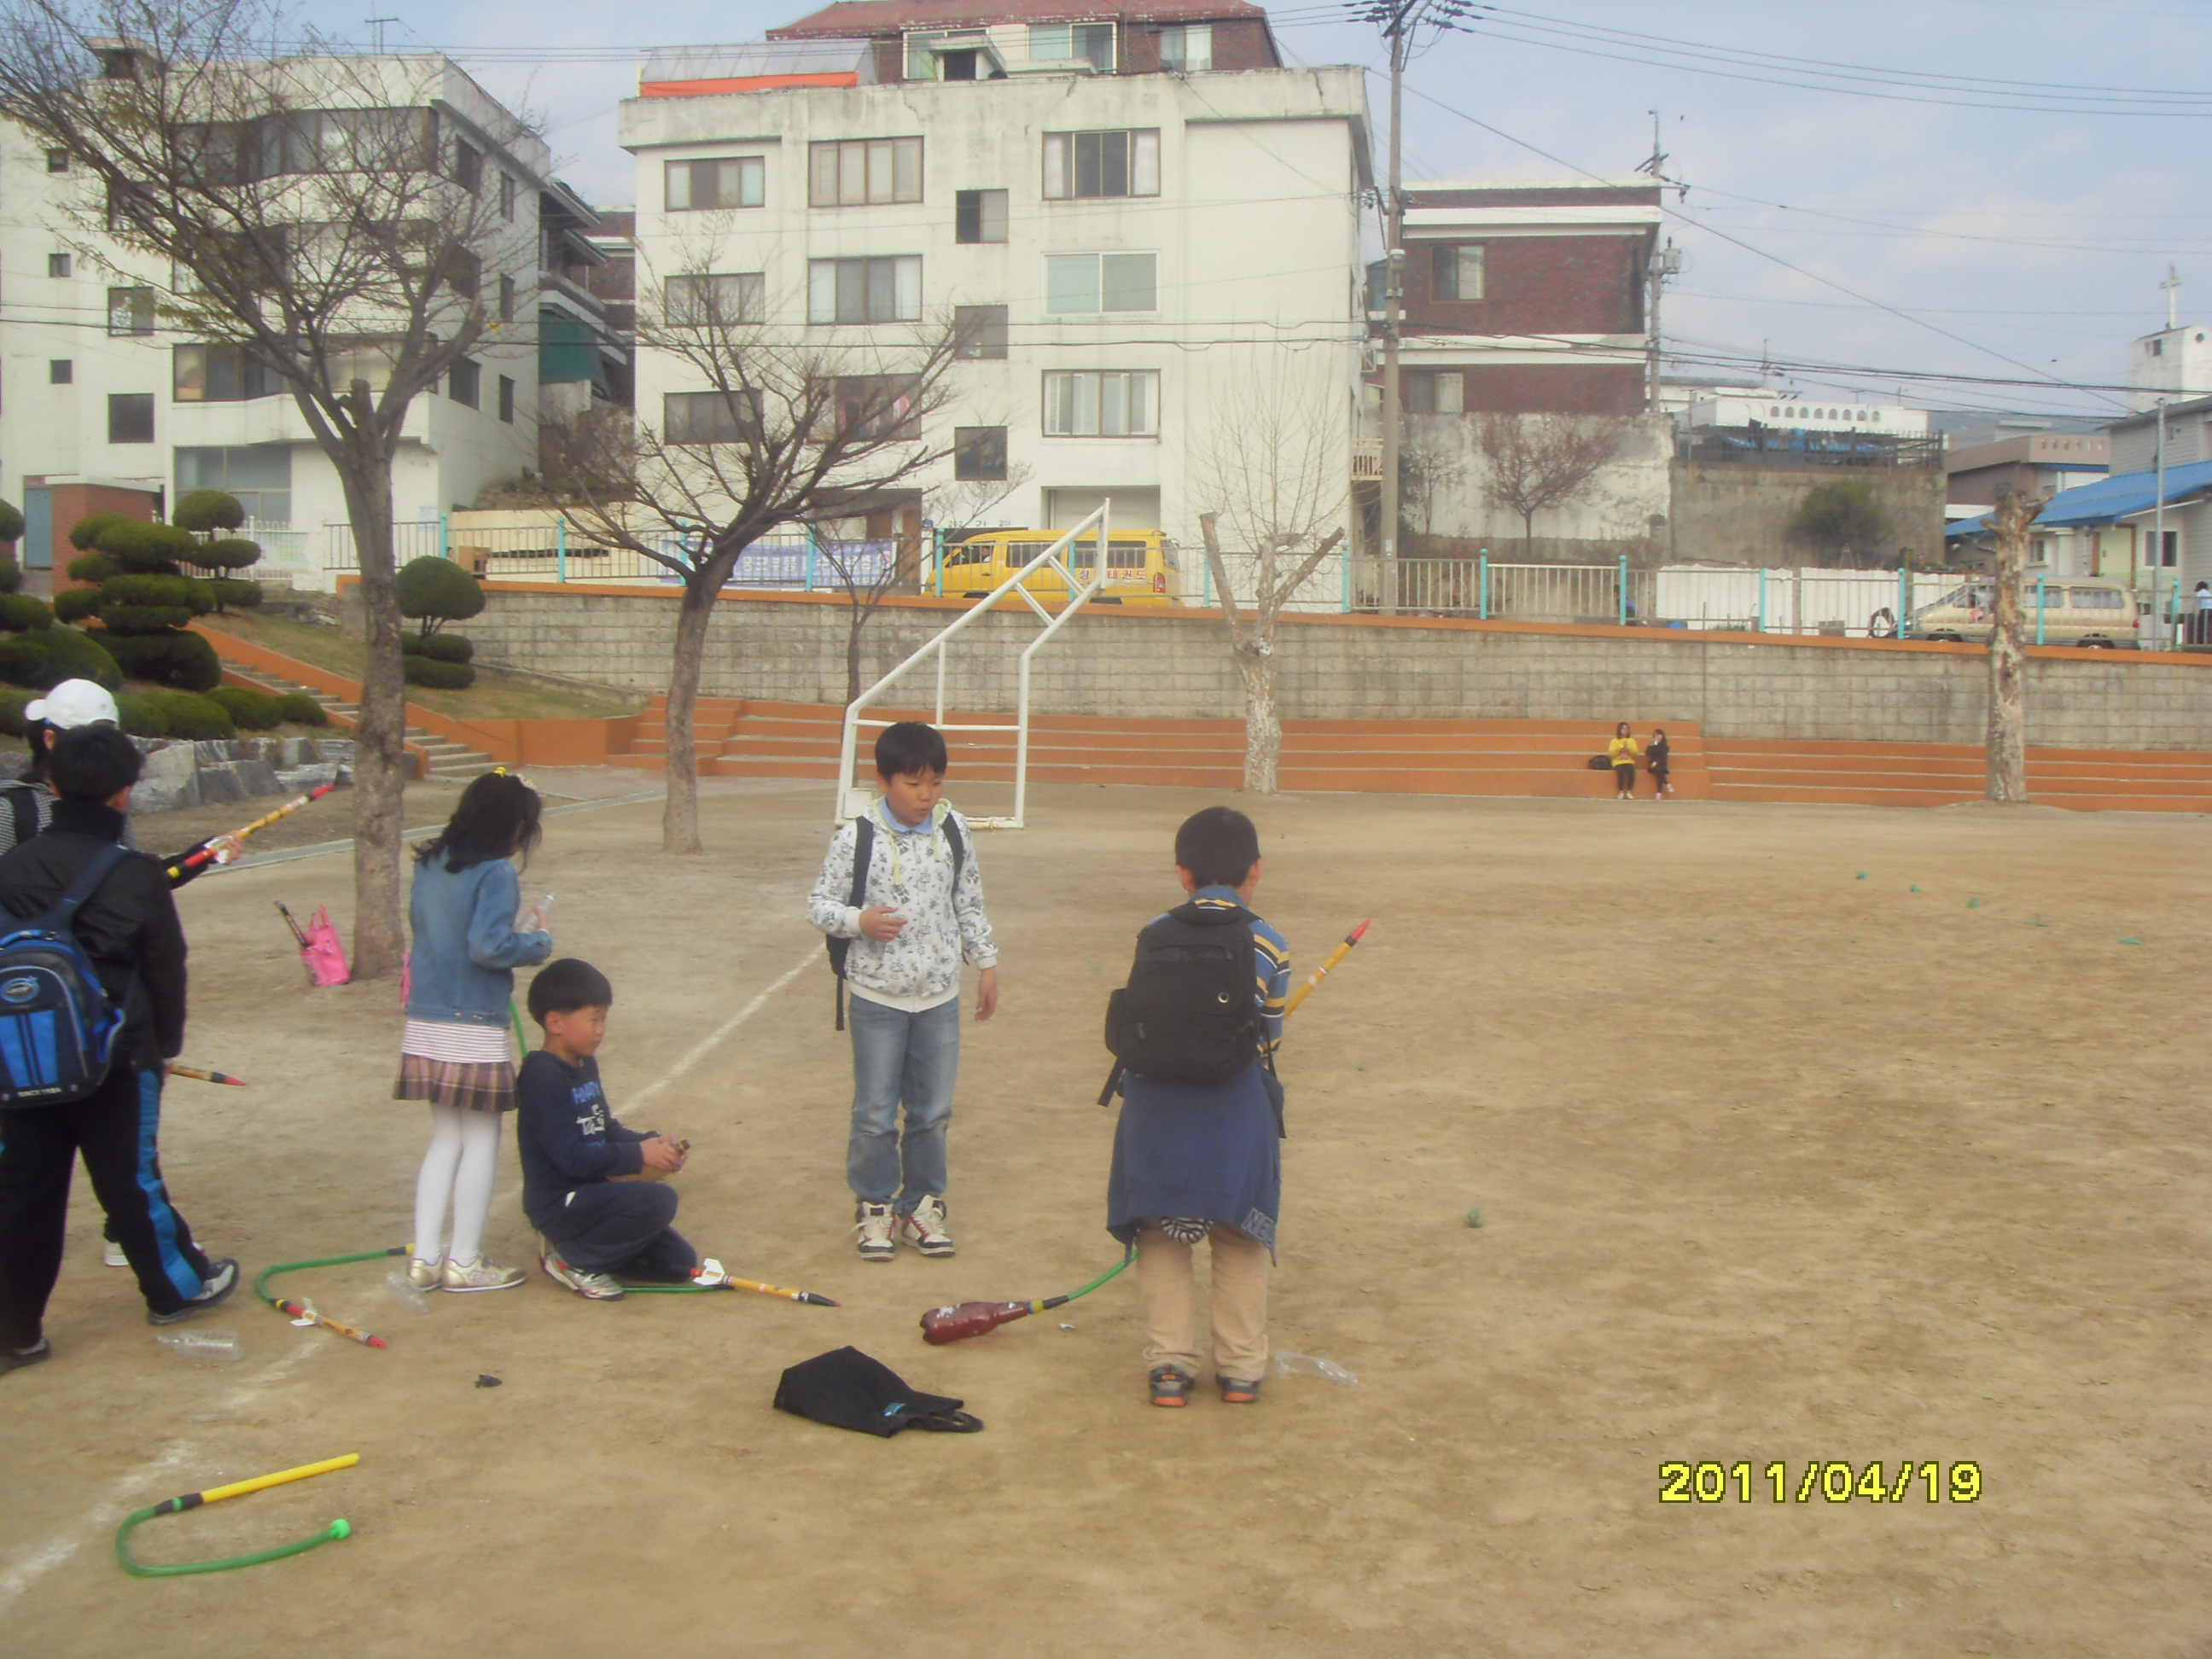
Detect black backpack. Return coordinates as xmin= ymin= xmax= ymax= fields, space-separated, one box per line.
xmin=1097 ymin=900 xmax=1267 ymax=1103
xmin=772 ymin=1346 xmax=982 ymax=1436
xmin=825 ymin=812 xmax=967 ymax=1030
xmin=0 ymin=782 xmax=44 ymax=847
xmin=0 ymin=841 xmax=135 ymax=1109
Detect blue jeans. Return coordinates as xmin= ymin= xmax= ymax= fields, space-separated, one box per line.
xmin=847 ymin=994 xmax=960 ymax=1211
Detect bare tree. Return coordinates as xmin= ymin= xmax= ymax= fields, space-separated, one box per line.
xmin=1474 ymin=412 xmax=1631 ymax=559
xmin=561 ymin=270 xmax=969 ymax=851
xmin=0 ymin=1 xmax=538 ymax=976
xmin=1397 ymin=423 xmax=1468 ymax=551
xmin=1985 ymin=489 xmax=2038 ymax=804
xmin=1187 ymin=363 xmax=1350 ymax=793
xmin=812 ymin=523 xmax=909 ymax=708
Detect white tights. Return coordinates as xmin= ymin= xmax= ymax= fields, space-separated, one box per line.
xmin=413 ymin=1105 xmax=502 ymax=1265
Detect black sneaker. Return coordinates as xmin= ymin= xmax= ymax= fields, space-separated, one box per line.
xmin=146 ymin=1257 xmax=239 ymax=1326
xmin=2 ymin=1337 xmax=50 ymax=1375
xmin=1216 ymin=1373 xmax=1262 ymax=1405
xmin=1149 ymin=1365 xmax=1195 ymax=1408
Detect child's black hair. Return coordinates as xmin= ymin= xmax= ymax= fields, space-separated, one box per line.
xmin=415 ymin=768 xmax=543 ymax=872
xmin=527 ymin=958 xmax=614 ymax=1026
xmin=48 ymin=725 xmax=142 ymax=802
xmin=1175 ymin=805 xmax=1260 ymax=890
xmin=875 ymin=720 xmax=947 ymax=779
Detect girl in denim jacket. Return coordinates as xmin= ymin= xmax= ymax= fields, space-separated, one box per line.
xmin=395 ymin=771 xmax=551 ymax=1293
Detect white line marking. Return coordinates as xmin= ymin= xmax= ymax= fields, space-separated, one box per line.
xmin=626 ymin=950 xmax=818 ymax=1110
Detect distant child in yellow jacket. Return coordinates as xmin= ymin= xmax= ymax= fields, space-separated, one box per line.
xmin=1606 ymin=723 xmax=1642 ymax=800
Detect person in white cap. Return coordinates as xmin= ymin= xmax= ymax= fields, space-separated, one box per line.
xmin=0 ymin=679 xmax=121 ymax=856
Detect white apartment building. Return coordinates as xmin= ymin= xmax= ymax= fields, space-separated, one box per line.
xmin=0 ymin=55 xmax=545 ymax=586
xmin=619 ymin=2 xmax=1371 ymax=558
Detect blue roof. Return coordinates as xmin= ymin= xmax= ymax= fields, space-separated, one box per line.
xmin=2033 ymin=458 xmax=2212 ymax=528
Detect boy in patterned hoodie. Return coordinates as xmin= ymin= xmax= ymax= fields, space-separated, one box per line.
xmin=806 ymin=722 xmax=997 ymax=1260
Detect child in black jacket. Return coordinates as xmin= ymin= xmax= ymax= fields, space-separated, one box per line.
xmin=516 ymin=958 xmax=694 ymax=1301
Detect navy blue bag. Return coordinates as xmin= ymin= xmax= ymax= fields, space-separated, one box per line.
xmin=0 ymin=842 xmax=134 ymax=1109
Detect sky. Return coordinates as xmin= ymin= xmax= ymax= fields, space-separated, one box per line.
xmin=304 ymin=0 xmax=2211 ymax=422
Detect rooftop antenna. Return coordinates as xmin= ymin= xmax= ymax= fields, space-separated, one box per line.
xmin=365 ymin=15 xmax=397 ymax=53
xmin=1636 ymin=108 xmax=1666 ymax=178
xmin=2160 ymin=264 xmax=2182 ymax=330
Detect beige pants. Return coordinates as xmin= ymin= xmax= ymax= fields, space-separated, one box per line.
xmin=1136 ymin=1225 xmax=1271 ymax=1382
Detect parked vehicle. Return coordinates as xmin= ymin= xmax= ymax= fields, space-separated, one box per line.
xmin=1910 ymin=576 xmax=2139 ymax=648
xmin=938 ymin=528 xmax=1181 ymax=607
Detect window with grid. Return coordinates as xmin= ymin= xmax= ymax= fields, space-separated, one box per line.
xmin=47 ymin=253 xmax=70 ymax=278
xmin=107 ymin=287 xmax=155 ymax=335
xmin=830 ymin=376 xmax=921 ymax=442
xmin=1042 ymin=129 xmax=1159 ymax=200
xmin=666 ymin=273 xmax=765 ymax=327
xmin=1156 ymin=24 xmax=1211 ymax=71
xmin=954 ymin=426 xmax=1008 ymax=480
xmin=807 ymin=257 xmax=921 ymax=324
xmin=807 ymin=139 xmax=923 ymax=207
xmin=173 ymin=343 xmax=279 ymax=402
xmin=1042 ymin=370 xmax=1157 ymax=437
xmin=1045 ymin=252 xmax=1156 ymax=314
xmin=1431 ymin=244 xmax=1484 ymax=300
xmin=956 ymin=189 xmax=1008 ymax=244
xmin=955 ymin=304 xmax=1008 ymax=359
xmin=450 ymin=358 xmax=480 ymax=408
xmin=667 ymin=156 xmax=765 ymax=211
xmin=665 ymin=390 xmax=760 ymax=445
xmin=1405 ymin=370 xmax=1463 ymax=414
xmin=1028 ymin=22 xmax=1115 ymax=70
xmin=108 ymin=393 xmax=154 ymax=444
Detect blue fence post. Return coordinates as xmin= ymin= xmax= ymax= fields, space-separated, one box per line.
xmin=439 ymin=513 xmax=450 ymax=560
xmin=2035 ymin=575 xmax=2046 ymax=645
xmin=1340 ymin=543 xmax=1350 ymax=612
xmin=1617 ymin=553 xmax=1628 ymax=626
xmin=556 ymin=517 xmax=567 ymax=585
xmin=1756 ymin=567 xmax=1767 ymax=633
xmin=1478 ymin=553 xmax=1488 ymax=620
xmin=804 ymin=525 xmax=817 ymax=593
xmin=1898 ymin=565 xmax=1908 ymax=638
xmin=934 ymin=527 xmax=945 ymax=597
xmin=1202 ymin=551 xmax=1213 ymax=608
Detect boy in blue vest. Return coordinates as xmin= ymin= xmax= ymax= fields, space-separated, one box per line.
xmin=1105 ymin=806 xmax=1289 ymax=1407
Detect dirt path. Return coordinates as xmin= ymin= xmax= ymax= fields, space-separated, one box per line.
xmin=0 ymin=785 xmax=2203 ymax=1656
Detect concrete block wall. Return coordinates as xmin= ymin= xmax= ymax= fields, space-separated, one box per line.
xmin=462 ymin=585 xmax=2212 ymax=753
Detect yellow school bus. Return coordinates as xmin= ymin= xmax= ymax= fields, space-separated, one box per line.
xmin=937 ymin=528 xmax=1183 ymax=607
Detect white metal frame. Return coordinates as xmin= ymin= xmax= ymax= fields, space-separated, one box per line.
xmin=834 ymin=501 xmax=1111 ymax=827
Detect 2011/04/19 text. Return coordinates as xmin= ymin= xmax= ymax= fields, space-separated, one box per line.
xmin=1659 ymin=1462 xmax=1982 ymax=1504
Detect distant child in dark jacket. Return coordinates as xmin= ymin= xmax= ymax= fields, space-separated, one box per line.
xmin=516 ymin=958 xmax=694 ymax=1301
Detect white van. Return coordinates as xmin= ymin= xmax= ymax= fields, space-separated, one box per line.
xmin=1910 ymin=576 xmax=2139 ymax=648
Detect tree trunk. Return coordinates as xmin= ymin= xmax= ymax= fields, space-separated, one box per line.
xmin=1986 ymin=493 xmax=2032 ymax=804
xmin=1522 ymin=510 xmax=1536 ymax=561
xmin=846 ymin=605 xmax=864 ymax=706
xmin=1236 ymin=643 xmax=1279 ymax=794
xmin=662 ymin=582 xmax=715 ymax=853
xmin=338 ymin=452 xmax=407 ymax=979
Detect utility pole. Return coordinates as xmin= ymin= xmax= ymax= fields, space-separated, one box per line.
xmin=1377 ymin=9 xmax=1409 ymax=615
xmin=2161 ymin=264 xmax=2182 ymax=330
xmin=2153 ymin=398 xmax=2168 ymax=648
xmin=1636 ymin=112 xmax=1676 ymax=415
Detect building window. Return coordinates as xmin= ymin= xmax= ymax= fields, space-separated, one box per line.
xmin=444 ymin=249 xmax=481 ymax=299
xmin=47 ymin=253 xmax=70 ymax=278
xmin=450 ymin=357 xmax=480 ymax=408
xmin=499 ymin=172 xmax=516 ymax=220
xmin=955 ymin=304 xmax=1008 ymax=359
xmin=173 ymin=343 xmax=279 ymax=402
xmin=1157 ymin=24 xmax=1211 ymax=72
xmin=1043 ymin=370 xmax=1157 ymax=437
xmin=807 ymin=139 xmax=923 ymax=207
xmin=665 ymin=389 xmax=759 ymax=445
xmin=807 ymin=256 xmax=922 ymax=324
xmin=1029 ymin=22 xmax=1115 ymax=71
xmin=45 ymin=148 xmax=68 ymax=173
xmin=177 ymin=445 xmax=292 ymax=524
xmin=954 ymin=426 xmax=1008 ymax=480
xmin=666 ymin=156 xmax=766 ymax=211
xmin=666 ymin=272 xmax=765 ymax=326
xmin=1043 ymin=129 xmax=1160 ymax=200
xmin=451 ymin=137 xmax=482 ymax=193
xmin=956 ymin=189 xmax=1008 ymax=245
xmin=49 ymin=360 xmax=72 ymax=385
xmin=830 ymin=376 xmax=921 ymax=441
xmin=108 ymin=393 xmax=155 ymax=444
xmin=2153 ymin=529 xmax=2178 ymax=567
xmin=1432 ymin=244 xmax=1484 ymax=301
xmin=108 ymin=286 xmax=155 ymax=335
xmin=1045 ymin=252 xmax=1157 ymax=314
xmin=499 ymin=274 xmax=515 ymax=322
xmin=498 ymin=375 xmax=515 ymax=423
xmin=1405 ymin=370 xmax=1464 ymax=413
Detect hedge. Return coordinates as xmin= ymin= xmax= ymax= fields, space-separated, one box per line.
xmin=115 ymin=692 xmax=168 ymax=737
xmin=98 ymin=629 xmax=221 ymax=692
xmin=206 ymin=684 xmax=285 ymax=731
xmin=0 ymin=594 xmax=54 ymax=632
xmin=0 ymin=627 xmax=122 ymax=690
xmin=0 ymin=552 xmax=20 ymax=595
xmin=171 ymin=491 xmax=246 ymax=533
xmin=51 ymin=589 xmax=102 ymax=625
xmin=94 ymin=520 xmax=197 ymax=572
xmin=138 ymin=690 xmax=234 ymax=741
xmin=276 ymin=692 xmax=329 ymax=726
xmin=0 ymin=687 xmax=32 ymax=736
xmin=401 ymin=632 xmax=473 ymax=663
xmin=402 ymin=655 xmax=475 ymax=690
xmin=396 ymin=556 xmax=485 ymax=631
xmin=209 ymin=579 xmax=264 ymax=611
xmin=0 ymin=502 xmax=24 ymax=546
xmin=67 ymin=512 xmax=131 ymax=552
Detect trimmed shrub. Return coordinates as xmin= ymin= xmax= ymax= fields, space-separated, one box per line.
xmin=67 ymin=511 xmax=131 ymax=552
xmin=207 ymin=684 xmax=284 ymax=731
xmin=396 ymin=556 xmax=485 ymax=635
xmin=210 ymin=579 xmax=263 ymax=610
xmin=99 ymin=604 xmax=195 ymax=633
xmin=276 ymin=692 xmax=329 ymax=726
xmin=67 ymin=553 xmax=119 ymax=586
xmin=51 ymin=588 xmax=102 ymax=625
xmin=0 ymin=626 xmax=122 ymax=690
xmin=0 ymin=594 xmax=53 ymax=632
xmin=172 ymin=490 xmax=247 ymax=533
xmin=98 ymin=629 xmax=221 ymax=692
xmin=101 ymin=573 xmax=205 ymax=612
xmin=115 ymin=692 xmax=169 ymax=737
xmin=93 ymin=520 xmax=197 ymax=573
xmin=402 ymin=655 xmax=474 ymax=690
xmin=402 ymin=632 xmax=473 ymax=663
xmin=139 ymin=690 xmax=234 ymax=741
xmin=0 ymin=687 xmax=33 ymax=736
xmin=192 ymin=537 xmax=261 ymax=573
xmin=0 ymin=501 xmax=24 ymax=545
xmin=0 ymin=552 xmax=20 ymax=595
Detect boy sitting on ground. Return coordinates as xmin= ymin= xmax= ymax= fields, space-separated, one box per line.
xmin=517 ymin=958 xmax=696 ymax=1301
xmin=1103 ymin=806 xmax=1290 ymax=1408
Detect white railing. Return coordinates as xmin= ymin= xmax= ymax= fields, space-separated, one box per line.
xmin=317 ymin=518 xmax=896 ymax=593
xmin=1185 ymin=545 xmax=1351 ymax=614
xmin=1655 ymin=568 xmax=1961 ymax=636
xmin=834 ymin=503 xmax=1113 ymax=830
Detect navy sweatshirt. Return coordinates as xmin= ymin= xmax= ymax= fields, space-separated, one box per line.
xmin=516 ymin=1051 xmax=653 ymax=1228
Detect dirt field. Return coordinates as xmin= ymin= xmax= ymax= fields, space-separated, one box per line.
xmin=0 ymin=780 xmax=2204 ymax=1657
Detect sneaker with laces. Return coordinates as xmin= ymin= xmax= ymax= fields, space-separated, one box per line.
xmin=853 ymin=1202 xmax=896 ymax=1262
xmin=405 ymin=1256 xmax=443 ymax=1291
xmin=897 ymin=1195 xmax=956 ymax=1257
xmin=439 ymin=1256 xmax=526 ymax=1293
xmin=103 ymin=1240 xmax=129 ymax=1268
xmin=146 ymin=1258 xmax=239 ymax=1325
xmin=541 ymin=1249 xmax=625 ymax=1301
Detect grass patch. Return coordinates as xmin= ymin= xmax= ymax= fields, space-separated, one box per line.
xmin=196 ymin=612 xmax=645 ymax=723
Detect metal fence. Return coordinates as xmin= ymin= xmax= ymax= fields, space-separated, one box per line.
xmin=319 ymin=518 xmax=896 ymax=593
xmin=1358 ymin=558 xmax=1653 ymax=622
xmin=1180 ymin=546 xmax=1352 ymax=614
xmin=1675 ymin=430 xmax=1947 ymax=471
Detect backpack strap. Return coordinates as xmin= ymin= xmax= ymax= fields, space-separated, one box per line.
xmin=42 ymin=841 xmax=132 ymax=932
xmin=832 ymin=814 xmax=876 ymax=1033
xmin=0 ymin=782 xmax=40 ymax=850
xmin=940 ymin=812 xmax=965 ymax=888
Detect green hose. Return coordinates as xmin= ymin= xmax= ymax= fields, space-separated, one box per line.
xmin=115 ymin=1507 xmax=350 ymax=1578
xmin=1040 ymin=1248 xmax=1134 ymax=1311
xmin=253 ymin=1246 xmax=408 ymax=1308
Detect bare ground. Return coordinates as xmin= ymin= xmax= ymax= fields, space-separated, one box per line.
xmin=0 ymin=782 xmax=2204 ymax=1658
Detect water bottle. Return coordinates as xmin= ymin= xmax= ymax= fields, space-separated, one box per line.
xmin=384 ymin=1269 xmax=432 ymax=1313
xmin=156 ymin=1329 xmax=243 ymax=1363
xmin=1275 ymin=1351 xmax=1357 ymax=1386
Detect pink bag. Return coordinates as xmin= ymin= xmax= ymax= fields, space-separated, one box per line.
xmin=300 ymin=905 xmax=350 ymax=987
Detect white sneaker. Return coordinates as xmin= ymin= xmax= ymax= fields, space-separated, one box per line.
xmin=103 ymin=1240 xmax=129 ymax=1268
xmin=897 ymin=1195 xmax=956 ymax=1257
xmin=541 ymin=1249 xmax=625 ymax=1301
xmin=853 ymin=1202 xmax=896 ymax=1262
xmin=439 ymin=1256 xmax=526 ymax=1293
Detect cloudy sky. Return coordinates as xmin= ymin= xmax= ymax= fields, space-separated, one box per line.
xmin=325 ymin=0 xmax=2207 ymax=420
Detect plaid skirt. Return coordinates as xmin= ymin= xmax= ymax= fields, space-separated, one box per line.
xmin=393 ymin=1053 xmax=518 ymax=1115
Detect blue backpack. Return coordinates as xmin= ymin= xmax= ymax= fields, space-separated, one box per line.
xmin=0 ymin=842 xmax=134 ymax=1109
